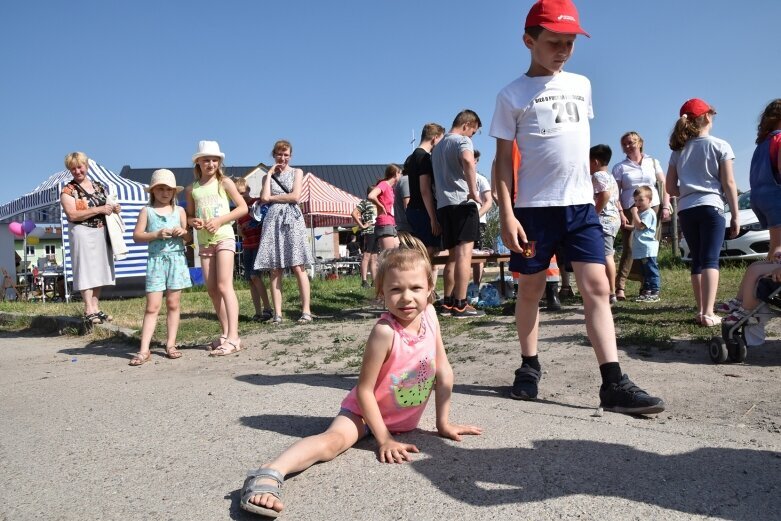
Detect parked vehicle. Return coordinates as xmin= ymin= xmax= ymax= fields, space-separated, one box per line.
xmin=679 ymin=191 xmax=769 ymax=261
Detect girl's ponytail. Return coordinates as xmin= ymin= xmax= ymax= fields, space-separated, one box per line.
xmin=669 ymin=115 xmax=701 ymax=151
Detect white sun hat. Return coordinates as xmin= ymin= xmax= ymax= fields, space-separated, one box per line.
xmin=192 ymin=140 xmax=225 ymax=162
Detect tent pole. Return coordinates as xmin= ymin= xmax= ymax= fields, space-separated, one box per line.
xmin=309 ymin=214 xmax=315 ymax=279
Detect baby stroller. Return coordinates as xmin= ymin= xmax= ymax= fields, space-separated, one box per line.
xmin=709 ymin=277 xmax=781 ymax=363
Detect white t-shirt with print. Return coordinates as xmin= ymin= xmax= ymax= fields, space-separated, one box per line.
xmin=489 ymin=71 xmax=594 ymax=208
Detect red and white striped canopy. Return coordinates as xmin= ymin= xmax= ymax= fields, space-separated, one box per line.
xmin=300 ymin=172 xmax=361 ymax=228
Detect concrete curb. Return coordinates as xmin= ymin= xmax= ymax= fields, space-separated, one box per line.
xmin=0 ymin=311 xmax=137 ymax=338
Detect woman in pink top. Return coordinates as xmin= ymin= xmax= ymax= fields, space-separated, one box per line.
xmin=239 ymin=240 xmax=482 ymax=518
xmin=368 ymin=164 xmax=402 ymax=251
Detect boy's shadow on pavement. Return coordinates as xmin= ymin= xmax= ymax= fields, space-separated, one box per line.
xmin=235 ymin=372 xmax=358 ymax=392
xmin=409 ymin=436 xmax=780 ymax=519
xmin=226 ymin=423 xmax=780 ymax=519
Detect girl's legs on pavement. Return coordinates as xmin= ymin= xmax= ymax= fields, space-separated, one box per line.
xmin=246 ymin=413 xmax=364 ymax=514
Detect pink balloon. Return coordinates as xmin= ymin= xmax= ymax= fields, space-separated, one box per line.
xmin=22 ymin=219 xmax=35 ymax=234
xmin=9 ymin=222 xmax=24 ymax=237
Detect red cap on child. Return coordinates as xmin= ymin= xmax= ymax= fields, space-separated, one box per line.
xmin=679 ymin=98 xmax=715 ymax=118
xmin=525 ymin=0 xmax=590 ymax=37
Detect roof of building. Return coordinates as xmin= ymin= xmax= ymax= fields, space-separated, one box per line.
xmin=118 ymin=164 xmax=387 ymax=199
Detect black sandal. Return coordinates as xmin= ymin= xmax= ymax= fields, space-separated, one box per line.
xmin=96 ymin=310 xmax=113 ymax=322
xmin=84 ymin=313 xmax=102 ymax=325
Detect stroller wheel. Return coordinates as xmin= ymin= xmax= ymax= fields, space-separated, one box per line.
xmin=709 ymin=336 xmax=728 ymax=364
xmin=728 ymin=335 xmax=748 ymax=363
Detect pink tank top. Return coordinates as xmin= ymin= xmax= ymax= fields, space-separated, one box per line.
xmin=374 ymin=180 xmax=396 ymax=227
xmin=340 ymin=306 xmax=437 ymax=433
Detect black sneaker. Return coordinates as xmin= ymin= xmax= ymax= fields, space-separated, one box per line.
xmin=599 ymin=374 xmax=665 ymax=415
xmin=361 ymin=280 xmax=370 ymax=289
xmin=451 ymin=304 xmax=485 ymax=318
xmin=510 ymin=364 xmax=541 ymax=400
xmin=439 ymin=301 xmax=454 ymax=316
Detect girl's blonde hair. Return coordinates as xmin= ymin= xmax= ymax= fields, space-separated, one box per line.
xmin=64 ymin=151 xmax=88 ymax=170
xmin=375 ymin=235 xmax=434 ymax=304
xmin=756 ymin=99 xmax=781 ymax=144
xmin=193 ymin=156 xmax=225 ymax=194
xmin=669 ymin=111 xmax=713 ymax=151
xmin=233 ymin=176 xmax=248 ymax=194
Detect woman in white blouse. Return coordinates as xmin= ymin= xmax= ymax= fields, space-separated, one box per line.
xmin=612 ymin=131 xmax=671 ymax=301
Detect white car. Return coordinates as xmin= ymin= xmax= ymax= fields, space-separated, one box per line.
xmin=679 ymin=191 xmax=769 ymax=261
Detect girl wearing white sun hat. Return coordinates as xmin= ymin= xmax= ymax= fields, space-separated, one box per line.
xmin=185 ymin=140 xmax=248 ymax=356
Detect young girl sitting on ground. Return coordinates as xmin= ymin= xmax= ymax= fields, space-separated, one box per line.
xmin=129 ymin=169 xmax=191 ymax=366
xmin=239 ymin=240 xmax=482 ymax=518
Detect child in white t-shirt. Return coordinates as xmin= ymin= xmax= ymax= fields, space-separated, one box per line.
xmin=489 ymin=0 xmax=664 ymax=415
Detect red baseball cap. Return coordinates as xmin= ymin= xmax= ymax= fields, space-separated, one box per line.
xmin=679 ymin=98 xmax=715 ymax=118
xmin=525 ymin=0 xmax=590 ymax=37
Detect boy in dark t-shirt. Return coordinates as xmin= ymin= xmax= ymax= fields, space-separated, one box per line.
xmin=404 ymin=123 xmax=445 ymax=255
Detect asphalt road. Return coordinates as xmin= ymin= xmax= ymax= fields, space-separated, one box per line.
xmin=1 ymin=327 xmax=780 ymax=520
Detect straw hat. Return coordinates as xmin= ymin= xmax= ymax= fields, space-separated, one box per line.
xmin=145 ymin=169 xmax=184 ymax=193
xmin=192 ymin=140 xmax=225 ymax=162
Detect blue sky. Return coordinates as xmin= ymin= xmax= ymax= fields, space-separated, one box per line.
xmin=2 ymin=0 xmax=778 ymax=202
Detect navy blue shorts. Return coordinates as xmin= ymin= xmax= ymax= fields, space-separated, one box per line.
xmin=509 ymin=204 xmax=605 ymax=275
xmin=406 ymin=207 xmax=441 ymax=249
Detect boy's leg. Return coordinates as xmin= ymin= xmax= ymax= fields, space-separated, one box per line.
xmin=573 ymin=260 xmax=664 ymax=413
xmin=453 ymin=241 xmax=474 ymax=302
xmin=245 ymin=413 xmax=365 ymax=514
xmin=515 ymin=271 xmax=548 ymax=356
xmin=571 ymin=262 xmax=619 ymax=365
xmin=510 ymin=270 xmax=547 ymax=399
xmin=254 ymin=273 xmax=272 ymax=311
xmin=647 ymin=257 xmax=661 ymax=293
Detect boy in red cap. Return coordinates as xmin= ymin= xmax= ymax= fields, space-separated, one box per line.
xmin=490 ymin=0 xmax=665 ymax=414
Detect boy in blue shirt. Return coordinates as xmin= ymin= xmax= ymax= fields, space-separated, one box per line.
xmin=489 ymin=0 xmax=664 ymax=414
xmin=631 ymin=186 xmax=661 ymax=302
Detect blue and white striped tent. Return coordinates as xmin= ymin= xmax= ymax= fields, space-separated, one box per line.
xmin=0 ymin=160 xmax=150 ymax=288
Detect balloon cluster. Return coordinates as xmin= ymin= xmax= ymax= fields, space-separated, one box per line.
xmin=9 ymin=219 xmax=38 ymax=243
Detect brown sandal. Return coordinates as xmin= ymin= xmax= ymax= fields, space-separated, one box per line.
xmin=165 ymin=346 xmax=183 ymax=359
xmin=209 ymin=339 xmax=241 ymax=357
xmin=129 ymin=352 xmax=151 ymax=366
xmin=208 ymin=335 xmax=227 ymax=351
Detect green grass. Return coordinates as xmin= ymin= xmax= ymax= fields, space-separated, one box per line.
xmin=0 ymin=274 xmax=370 ymax=345
xmin=613 ymin=247 xmax=748 ymax=347
xmin=0 ymin=255 xmax=756 ymax=350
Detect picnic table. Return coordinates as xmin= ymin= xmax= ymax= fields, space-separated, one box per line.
xmin=432 ymin=251 xmax=512 ymax=295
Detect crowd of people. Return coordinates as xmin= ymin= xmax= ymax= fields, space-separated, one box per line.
xmin=52 ymin=0 xmax=781 ymax=517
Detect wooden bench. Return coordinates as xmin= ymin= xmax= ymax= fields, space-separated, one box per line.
xmin=431 ymin=252 xmax=512 ymax=295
